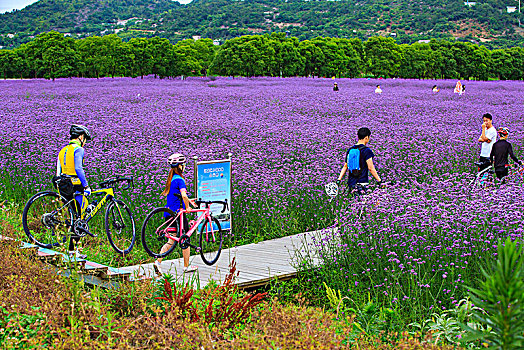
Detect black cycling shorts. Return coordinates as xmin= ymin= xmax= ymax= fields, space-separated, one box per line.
xmin=495 ymin=168 xmax=508 ymax=180
xmin=478 ymin=157 xmax=491 ymax=171
xmin=165 ymin=214 xmax=189 ymax=235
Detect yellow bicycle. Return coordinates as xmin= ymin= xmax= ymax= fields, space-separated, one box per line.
xmin=22 ymin=176 xmax=136 ymax=255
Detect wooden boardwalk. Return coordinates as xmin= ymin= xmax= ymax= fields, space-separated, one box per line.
xmin=122 ymin=230 xmax=325 ymax=289
xmin=2 ymin=229 xmax=330 ymax=289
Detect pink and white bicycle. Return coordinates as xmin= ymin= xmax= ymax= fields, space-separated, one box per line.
xmin=141 ymin=197 xmax=228 ymax=265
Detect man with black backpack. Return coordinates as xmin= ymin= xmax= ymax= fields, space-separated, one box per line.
xmin=336 ymin=127 xmax=382 ymax=194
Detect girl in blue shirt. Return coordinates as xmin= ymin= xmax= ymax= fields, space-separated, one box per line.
xmin=154 ymin=153 xmax=197 ymax=274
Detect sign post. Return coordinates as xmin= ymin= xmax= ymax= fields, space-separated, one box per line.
xmin=193 ymin=154 xmax=232 ymax=231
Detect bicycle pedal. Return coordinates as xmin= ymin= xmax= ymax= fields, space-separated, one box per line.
xmin=74 ymin=228 xmax=88 ymax=237
xmin=76 ymin=226 xmax=96 ymax=237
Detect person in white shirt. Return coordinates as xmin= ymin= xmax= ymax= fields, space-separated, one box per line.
xmin=375 ymin=85 xmax=382 ymax=94
xmin=454 ymin=81 xmax=462 ymax=94
xmin=478 ymin=113 xmax=497 ymax=171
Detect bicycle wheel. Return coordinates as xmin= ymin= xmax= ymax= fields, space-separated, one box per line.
xmin=467 ymin=174 xmax=480 ymax=190
xmin=468 ymin=171 xmax=492 ymax=191
xmin=105 ymin=199 xmax=136 ymax=255
xmin=199 ymin=216 xmax=223 ymax=266
xmin=22 ymin=191 xmax=74 ymax=248
xmin=141 ymin=207 xmax=179 ymax=259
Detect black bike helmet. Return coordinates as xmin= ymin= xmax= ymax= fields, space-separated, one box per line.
xmin=70 ymin=124 xmax=92 ymax=141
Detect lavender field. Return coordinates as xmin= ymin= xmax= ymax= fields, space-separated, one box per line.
xmin=1 ymin=77 xmax=523 ymax=319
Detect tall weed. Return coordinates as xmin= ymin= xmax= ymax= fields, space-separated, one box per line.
xmin=463 ymin=238 xmax=524 ymax=349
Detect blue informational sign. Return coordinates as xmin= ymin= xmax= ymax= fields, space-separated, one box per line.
xmin=195 ymin=159 xmax=232 ymax=230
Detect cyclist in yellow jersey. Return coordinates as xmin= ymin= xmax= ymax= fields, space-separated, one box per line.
xmin=56 ymin=124 xmax=92 ymax=258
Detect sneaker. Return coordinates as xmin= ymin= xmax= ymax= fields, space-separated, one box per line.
xmin=183 ymin=265 xmax=198 ymax=273
xmin=153 ymin=261 xmax=162 ymax=276
xmin=68 ymin=250 xmax=87 ymax=260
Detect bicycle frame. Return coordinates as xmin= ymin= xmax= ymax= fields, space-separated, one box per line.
xmin=163 ymin=206 xmax=214 ymax=244
xmin=56 ymin=175 xmax=134 ymax=222
xmin=51 ymin=187 xmax=128 ymax=235
xmin=79 ymin=188 xmax=115 ymax=221
xmin=470 ymin=165 xmax=493 ymax=187
xmin=56 ymin=187 xmax=114 ymax=221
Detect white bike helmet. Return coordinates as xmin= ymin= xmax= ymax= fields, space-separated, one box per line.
xmin=498 ymin=127 xmax=509 ymax=137
xmin=168 ymin=153 xmax=187 ymax=167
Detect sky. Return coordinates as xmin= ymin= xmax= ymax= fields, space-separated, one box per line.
xmin=0 ymin=0 xmax=192 ymax=14
xmin=0 ymin=0 xmax=38 ymax=14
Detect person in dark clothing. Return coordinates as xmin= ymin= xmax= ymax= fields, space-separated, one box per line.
xmin=336 ymin=127 xmax=382 ymax=195
xmin=490 ymin=127 xmax=522 ymax=181
xmin=333 ymin=82 xmax=339 ymax=91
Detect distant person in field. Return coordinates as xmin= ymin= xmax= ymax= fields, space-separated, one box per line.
xmin=375 ymin=85 xmax=382 ymax=94
xmin=336 ymin=127 xmax=382 ymax=195
xmin=478 ymin=113 xmax=497 ymax=171
xmin=461 ymin=84 xmax=466 ymax=95
xmin=432 ymin=85 xmax=440 ymax=93
xmin=333 ymin=82 xmax=339 ymax=91
xmin=454 ymin=81 xmax=462 ymax=94
xmin=154 ymin=153 xmax=198 ymax=275
xmin=490 ymin=127 xmax=521 ymax=181
xmin=55 ymin=124 xmax=92 ymax=259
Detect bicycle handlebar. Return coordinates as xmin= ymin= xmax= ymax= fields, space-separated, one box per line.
xmin=99 ymin=175 xmax=134 ymax=190
xmin=171 ymin=193 xmax=229 ymax=212
xmin=505 ymin=163 xmax=523 ymax=168
xmin=196 ymin=198 xmax=229 ymax=213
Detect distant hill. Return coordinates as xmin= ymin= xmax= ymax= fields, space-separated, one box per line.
xmin=1 ymin=0 xmax=523 ymax=49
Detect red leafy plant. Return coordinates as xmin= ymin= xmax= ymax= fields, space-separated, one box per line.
xmin=155 ymin=276 xmax=200 ymax=321
xmin=153 ymin=257 xmax=267 ymax=331
xmin=203 ymin=257 xmax=267 ymax=329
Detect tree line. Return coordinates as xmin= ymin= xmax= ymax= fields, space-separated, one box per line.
xmin=1 ymin=31 xmax=523 ymax=81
